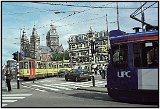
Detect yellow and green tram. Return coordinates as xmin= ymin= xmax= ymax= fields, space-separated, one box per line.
xmin=19 ymin=59 xmax=72 ymax=80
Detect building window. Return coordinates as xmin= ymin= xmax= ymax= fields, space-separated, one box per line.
xmin=72 ymin=45 xmax=75 ymax=49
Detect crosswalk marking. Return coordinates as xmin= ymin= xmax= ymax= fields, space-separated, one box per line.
xmin=43 ymin=84 xmax=72 ymax=90
xmin=23 ymin=85 xmax=47 ymax=92
xmin=23 ymin=80 xmax=106 ymax=92
xmin=2 ymin=93 xmax=32 ymax=107
xmin=2 ymin=97 xmax=25 ymax=99
xmin=53 ymin=84 xmax=80 ymax=89
xmin=2 ymin=100 xmax=18 ymax=102
xmin=35 ymin=88 xmax=47 ymax=92
xmin=2 ymin=104 xmax=8 ymax=107
xmin=2 ymin=93 xmax=32 ymax=96
xmin=32 ymin=84 xmax=60 ymax=91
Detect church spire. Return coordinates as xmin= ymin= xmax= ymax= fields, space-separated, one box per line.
xmin=32 ymin=25 xmax=38 ymax=36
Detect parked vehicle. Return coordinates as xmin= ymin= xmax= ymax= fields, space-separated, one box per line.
xmin=65 ymin=68 xmax=92 ymax=82
xmin=58 ymin=69 xmax=69 ymax=77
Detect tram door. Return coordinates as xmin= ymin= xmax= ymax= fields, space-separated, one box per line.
xmin=29 ymin=60 xmax=36 ymax=79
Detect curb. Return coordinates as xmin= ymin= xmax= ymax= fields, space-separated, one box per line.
xmin=77 ymin=87 xmax=107 ymax=93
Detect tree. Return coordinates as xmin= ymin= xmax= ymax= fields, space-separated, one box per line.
xmin=51 ymin=50 xmax=69 ymax=61
xmin=63 ymin=50 xmax=69 ymax=60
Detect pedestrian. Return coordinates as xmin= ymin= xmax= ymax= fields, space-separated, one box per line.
xmin=91 ymin=64 xmax=94 ymax=74
xmin=97 ymin=65 xmax=100 ymax=75
xmin=5 ymin=65 xmax=12 ymax=92
xmin=104 ymin=64 xmax=108 ymax=78
xmin=94 ymin=66 xmax=98 ymax=75
xmin=99 ymin=64 xmax=103 ymax=77
xmin=102 ymin=64 xmax=106 ymax=79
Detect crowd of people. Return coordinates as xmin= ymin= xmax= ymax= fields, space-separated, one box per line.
xmin=91 ymin=64 xmax=108 ymax=79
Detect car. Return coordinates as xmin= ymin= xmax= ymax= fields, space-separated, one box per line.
xmin=64 ymin=68 xmax=92 ymax=82
xmin=58 ymin=69 xmax=69 ymax=77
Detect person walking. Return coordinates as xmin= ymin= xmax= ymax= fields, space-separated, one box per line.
xmin=5 ymin=65 xmax=12 ymax=92
xmin=102 ymin=64 xmax=106 ymax=79
xmin=94 ymin=66 xmax=98 ymax=75
xmin=104 ymin=64 xmax=108 ymax=79
xmin=99 ymin=64 xmax=103 ymax=78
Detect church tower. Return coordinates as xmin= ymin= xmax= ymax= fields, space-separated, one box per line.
xmin=30 ymin=25 xmax=40 ymax=59
xmin=20 ymin=30 xmax=30 ymax=58
xmin=46 ymin=24 xmax=60 ymax=52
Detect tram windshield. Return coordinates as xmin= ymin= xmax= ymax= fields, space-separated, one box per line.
xmin=19 ymin=62 xmax=28 ymax=69
xmin=133 ymin=41 xmax=158 ymax=68
xmin=112 ymin=44 xmax=128 ymax=69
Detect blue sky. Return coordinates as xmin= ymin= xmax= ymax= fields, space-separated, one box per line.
xmin=2 ymin=2 xmax=158 ymax=65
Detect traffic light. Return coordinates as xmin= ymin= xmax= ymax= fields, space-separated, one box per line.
xmin=19 ymin=51 xmax=24 ymax=61
xmin=12 ymin=51 xmax=18 ymax=61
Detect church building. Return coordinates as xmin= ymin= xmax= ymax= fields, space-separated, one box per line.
xmin=46 ymin=24 xmax=64 ymax=53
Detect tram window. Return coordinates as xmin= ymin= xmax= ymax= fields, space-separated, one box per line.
xmin=59 ymin=65 xmax=63 ymax=68
xmin=49 ymin=63 xmax=52 ymax=68
xmin=37 ymin=62 xmax=40 ymax=69
xmin=53 ymin=65 xmax=57 ymax=68
xmin=40 ymin=63 xmax=43 ymax=69
xmin=43 ymin=63 xmax=46 ymax=68
xmin=133 ymin=41 xmax=158 ymax=68
xmin=29 ymin=62 xmax=32 ymax=68
xmin=64 ymin=64 xmax=67 ymax=68
xmin=133 ymin=43 xmax=142 ymax=67
xmin=19 ymin=62 xmax=28 ymax=69
xmin=112 ymin=44 xmax=128 ymax=68
xmin=19 ymin=62 xmax=23 ymax=69
xmin=24 ymin=62 xmax=28 ymax=69
xmin=64 ymin=64 xmax=70 ymax=68
xmin=113 ymin=45 xmax=119 ymax=63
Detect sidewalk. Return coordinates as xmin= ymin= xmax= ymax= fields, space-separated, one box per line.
xmin=77 ymin=86 xmax=107 ymax=93
xmin=77 ymin=74 xmax=108 ymax=93
xmin=2 ymin=80 xmax=31 ymax=94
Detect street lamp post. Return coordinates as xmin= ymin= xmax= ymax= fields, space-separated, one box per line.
xmin=17 ymin=28 xmax=22 ymax=89
xmin=89 ymin=26 xmax=96 ymax=87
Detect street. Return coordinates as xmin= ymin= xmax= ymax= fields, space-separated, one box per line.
xmin=2 ymin=75 xmax=158 ymax=107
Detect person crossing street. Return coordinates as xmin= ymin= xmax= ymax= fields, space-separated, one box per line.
xmin=5 ymin=65 xmax=12 ymax=92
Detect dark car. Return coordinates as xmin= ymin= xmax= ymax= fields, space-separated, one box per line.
xmin=64 ymin=69 xmax=92 ymax=82
xmin=58 ymin=69 xmax=69 ymax=77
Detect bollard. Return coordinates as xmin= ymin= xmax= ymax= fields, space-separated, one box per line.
xmin=33 ymin=78 xmax=35 ymax=83
xmin=17 ymin=73 xmax=20 ymax=89
xmin=92 ymin=76 xmax=95 ymax=87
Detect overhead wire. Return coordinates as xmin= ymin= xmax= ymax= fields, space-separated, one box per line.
xmin=36 ymin=2 xmax=114 ymax=29
xmin=32 ymin=2 xmax=157 ymax=9
xmin=3 ymin=2 xmax=157 ymax=16
xmin=134 ymin=2 xmax=157 ymax=16
xmin=3 ymin=2 xmax=158 ymax=35
xmin=3 ymin=2 xmax=129 ymax=36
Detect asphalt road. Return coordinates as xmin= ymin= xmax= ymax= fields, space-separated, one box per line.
xmin=2 ymin=76 xmax=158 ymax=108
